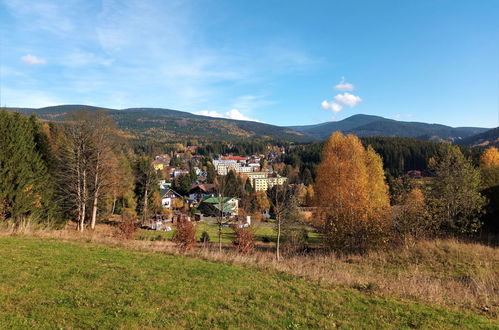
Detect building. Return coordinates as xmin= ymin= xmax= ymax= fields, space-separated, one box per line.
xmin=152 ymin=160 xmax=165 ymax=171
xmin=248 ymin=172 xmax=288 ymax=192
xmin=198 ymin=197 xmax=239 ymax=217
xmin=188 ymin=183 xmax=217 ymax=200
xmin=160 ymin=188 xmax=183 ymax=209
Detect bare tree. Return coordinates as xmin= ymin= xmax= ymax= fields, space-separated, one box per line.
xmin=56 ymin=112 xmax=94 ymax=231
xmin=56 ymin=110 xmax=117 ymax=231
xmin=267 ymin=184 xmax=294 ymax=261
xmin=88 ymin=112 xmax=116 ymax=229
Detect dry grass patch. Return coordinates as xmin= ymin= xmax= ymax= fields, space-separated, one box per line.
xmin=2 ymin=224 xmax=497 ymax=320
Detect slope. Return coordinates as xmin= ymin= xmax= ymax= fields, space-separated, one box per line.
xmin=0 ymin=237 xmax=494 ymax=328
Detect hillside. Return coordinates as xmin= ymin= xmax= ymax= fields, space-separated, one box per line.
xmin=6 ymin=106 xmax=490 ymax=143
xmin=290 ymin=114 xmax=489 ymax=141
xmin=7 ymin=105 xmax=312 ymax=143
xmin=0 ymin=237 xmax=495 ymax=328
xmin=457 ymin=127 xmax=499 ymax=147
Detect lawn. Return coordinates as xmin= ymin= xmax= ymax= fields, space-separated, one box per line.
xmin=135 ymin=220 xmax=322 ymax=245
xmin=0 ymin=237 xmax=496 ymax=329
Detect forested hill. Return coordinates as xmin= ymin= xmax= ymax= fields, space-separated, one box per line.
xmin=457 ymin=127 xmax=499 ymax=147
xmin=6 ymin=105 xmax=312 ymax=143
xmin=289 ymin=114 xmax=488 ymax=141
xmin=5 ymin=105 xmax=489 ymax=143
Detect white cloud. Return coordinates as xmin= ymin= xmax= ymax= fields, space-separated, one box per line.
xmin=195 ymin=108 xmax=260 ymax=122
xmin=226 ymin=109 xmax=259 ymax=121
xmin=21 ymin=54 xmax=46 ymax=65
xmin=334 ymin=77 xmax=355 ymax=92
xmin=334 ymin=92 xmax=362 ymax=108
xmin=196 ymin=110 xmax=224 ymax=118
xmin=321 ymin=100 xmax=343 ymax=113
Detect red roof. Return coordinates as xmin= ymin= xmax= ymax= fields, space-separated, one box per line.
xmin=220 ymin=156 xmax=247 ymax=161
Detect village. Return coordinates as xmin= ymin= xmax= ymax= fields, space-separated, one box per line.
xmin=147 ymin=146 xmax=299 ymax=234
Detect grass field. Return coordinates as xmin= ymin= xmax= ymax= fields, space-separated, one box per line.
xmin=0 ymin=237 xmax=497 ymax=329
xmin=135 ymin=220 xmax=322 ymax=244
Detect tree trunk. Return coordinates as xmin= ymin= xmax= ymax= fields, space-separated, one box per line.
xmin=90 ymin=159 xmax=100 ymax=230
xmin=218 ymin=224 xmax=222 ymax=253
xmin=276 ymin=213 xmax=281 ymax=261
xmin=80 ymin=168 xmax=87 ymax=232
xmin=143 ymin=185 xmax=149 ymax=223
xmin=111 ymin=196 xmax=117 ymax=215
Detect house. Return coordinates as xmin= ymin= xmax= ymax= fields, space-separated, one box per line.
xmin=189 ymin=183 xmax=217 ymax=200
xmin=407 ymin=170 xmax=422 ymax=178
xmin=198 ymin=197 xmax=239 ymax=217
xmin=160 ymin=188 xmax=183 ymax=209
xmin=159 ymin=180 xmax=171 ymax=190
xmin=152 ymin=160 xmax=165 ymax=171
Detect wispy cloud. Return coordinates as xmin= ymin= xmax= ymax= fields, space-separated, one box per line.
xmin=2 ymin=0 xmax=320 ymax=115
xmin=334 ymin=77 xmax=355 ymax=92
xmin=195 ymin=109 xmax=261 ymax=122
xmin=21 ymin=54 xmax=46 ymax=65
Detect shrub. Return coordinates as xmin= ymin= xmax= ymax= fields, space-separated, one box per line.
xmin=262 ymin=236 xmax=271 ymax=243
xmin=233 ymin=227 xmax=255 ymax=253
xmin=172 ymin=220 xmax=196 ymax=251
xmin=118 ymin=219 xmax=138 ymax=239
xmin=200 ymin=231 xmax=210 ymax=243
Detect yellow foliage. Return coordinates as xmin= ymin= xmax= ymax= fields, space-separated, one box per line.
xmin=255 ymin=191 xmax=270 ymax=211
xmin=480 ymin=147 xmax=499 ymax=168
xmin=314 ymin=132 xmax=391 ymax=251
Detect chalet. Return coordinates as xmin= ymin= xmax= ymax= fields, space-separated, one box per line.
xmin=189 ymin=183 xmax=217 ymax=200
xmin=160 ymin=188 xmax=183 ymax=209
xmin=198 ymin=197 xmax=239 ymax=217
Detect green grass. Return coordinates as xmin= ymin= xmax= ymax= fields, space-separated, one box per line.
xmin=135 ymin=220 xmax=322 ymax=245
xmin=0 ymin=237 xmax=496 ymax=329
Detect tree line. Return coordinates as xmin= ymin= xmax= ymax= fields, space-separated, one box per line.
xmin=0 ymin=110 xmax=161 ymax=230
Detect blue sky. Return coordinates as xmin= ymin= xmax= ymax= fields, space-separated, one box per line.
xmin=0 ymin=0 xmax=498 ymax=127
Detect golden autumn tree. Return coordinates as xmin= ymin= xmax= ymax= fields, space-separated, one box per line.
xmin=480 ymin=147 xmax=499 ymax=168
xmin=480 ymin=147 xmax=499 ymax=189
xmin=313 ymin=132 xmax=391 ymax=252
xmin=393 ymin=188 xmax=434 ymax=247
xmin=479 ymin=147 xmax=499 ymax=232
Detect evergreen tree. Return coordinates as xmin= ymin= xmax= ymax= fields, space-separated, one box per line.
xmin=0 ymin=111 xmax=57 ymax=225
xmin=428 ymin=145 xmax=486 ymax=234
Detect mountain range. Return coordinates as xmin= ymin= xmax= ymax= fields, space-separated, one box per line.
xmin=4 ymin=105 xmax=494 ymax=144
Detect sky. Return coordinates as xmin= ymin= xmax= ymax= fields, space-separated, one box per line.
xmin=0 ymin=0 xmax=498 ymax=128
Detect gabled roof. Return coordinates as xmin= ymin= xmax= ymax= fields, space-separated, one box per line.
xmin=160 ymin=188 xmax=183 ymax=199
xmin=189 ymin=183 xmax=217 ymax=194
xmin=201 ymin=196 xmax=236 ymax=204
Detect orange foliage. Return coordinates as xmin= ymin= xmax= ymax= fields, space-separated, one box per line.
xmin=313 ymin=132 xmax=391 ymax=252
xmin=480 ymin=147 xmax=499 ymax=168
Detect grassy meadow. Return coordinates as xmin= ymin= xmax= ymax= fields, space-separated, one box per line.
xmin=0 ymin=237 xmax=497 ymax=329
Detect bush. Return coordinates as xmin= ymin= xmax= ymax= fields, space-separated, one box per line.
xmin=262 ymin=236 xmax=271 ymax=243
xmin=232 ymin=227 xmax=256 ymax=253
xmin=118 ymin=219 xmax=138 ymax=239
xmin=199 ymin=231 xmax=210 ymax=243
xmin=172 ymin=220 xmax=196 ymax=251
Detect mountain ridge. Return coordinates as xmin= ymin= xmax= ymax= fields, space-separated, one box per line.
xmin=3 ymin=105 xmax=490 ymax=143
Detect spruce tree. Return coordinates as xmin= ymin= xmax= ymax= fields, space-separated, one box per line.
xmin=0 ymin=111 xmax=56 ymax=225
